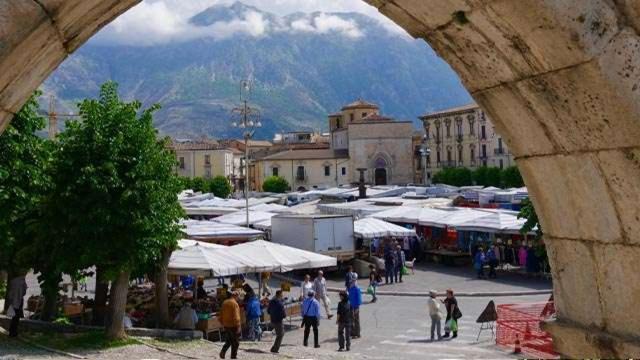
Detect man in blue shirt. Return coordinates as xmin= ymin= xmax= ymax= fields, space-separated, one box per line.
xmin=268 ymin=290 xmax=287 ymax=353
xmin=348 ymin=281 xmax=362 ymax=338
xmin=302 ymin=290 xmax=321 ymax=348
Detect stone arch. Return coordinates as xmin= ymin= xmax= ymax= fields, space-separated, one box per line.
xmin=0 ymin=0 xmax=639 ymax=356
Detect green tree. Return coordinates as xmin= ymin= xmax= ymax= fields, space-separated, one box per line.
xmin=262 ymin=176 xmax=290 ymax=193
xmin=472 ymin=166 xmax=502 ymax=187
xmin=0 ymin=91 xmax=51 ymax=311
xmin=432 ymin=167 xmax=473 ymax=187
xmin=178 ymin=176 xmax=192 ymax=191
xmin=190 ymin=177 xmax=207 ymax=192
xmin=208 ymin=176 xmax=233 ymax=198
xmin=501 ymin=166 xmax=524 ymax=188
xmin=518 ymin=197 xmax=548 ymax=270
xmin=45 ymin=82 xmax=184 ymax=339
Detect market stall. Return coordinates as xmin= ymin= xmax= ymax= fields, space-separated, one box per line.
xmin=354 ymin=218 xmax=417 ymax=239
xmin=212 ymin=210 xmax=276 ymax=227
xmin=181 ymin=219 xmax=264 ymax=245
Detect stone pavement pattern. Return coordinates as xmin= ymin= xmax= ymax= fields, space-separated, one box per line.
xmin=1 ymin=293 xmax=549 ymax=360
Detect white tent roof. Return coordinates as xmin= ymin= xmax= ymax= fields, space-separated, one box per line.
xmin=168 ymin=245 xmax=253 ymax=277
xmin=453 ymin=211 xmax=531 ymax=234
xmin=421 ymin=208 xmax=491 ymax=228
xmin=249 ymin=203 xmax=288 ymax=212
xmin=177 ymin=239 xmax=226 ymax=249
xmin=372 ymin=206 xmax=451 ymax=225
xmin=230 ymin=240 xmax=336 ymax=271
xmin=213 ymin=210 xmax=276 ymax=226
xmin=181 ymin=220 xmax=263 ymax=239
xmin=354 ymin=218 xmax=417 ymax=239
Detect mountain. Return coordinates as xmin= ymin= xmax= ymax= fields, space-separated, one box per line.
xmin=41 ymin=2 xmax=472 ymax=139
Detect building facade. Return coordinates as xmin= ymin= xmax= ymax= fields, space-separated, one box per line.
xmin=419 ymin=103 xmax=515 ymax=182
xmin=169 ymin=140 xmax=235 ymax=179
xmin=253 ymin=100 xmax=415 ymax=191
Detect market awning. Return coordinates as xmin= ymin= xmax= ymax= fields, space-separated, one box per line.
xmin=354 ymin=218 xmax=417 ymax=239
xmin=230 ymin=240 xmax=336 ymax=271
xmin=181 ymin=220 xmax=263 ymax=240
xmin=212 ymin=210 xmax=276 ymax=226
xmin=421 ymin=208 xmax=492 ymax=228
xmin=168 ymin=244 xmax=252 ymax=277
xmin=177 ymin=239 xmax=226 ymax=249
xmin=453 ymin=211 xmax=532 ymax=235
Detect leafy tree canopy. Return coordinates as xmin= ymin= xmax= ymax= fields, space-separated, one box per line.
xmin=208 ymin=176 xmax=233 ymax=198
xmin=263 ymin=176 xmax=289 ymax=193
xmin=45 ymin=81 xmax=184 ymax=279
xmin=432 ymin=166 xmax=524 ymax=189
xmin=0 ymin=91 xmax=51 ymax=271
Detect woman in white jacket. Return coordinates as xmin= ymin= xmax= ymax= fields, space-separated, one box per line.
xmin=427 ymin=290 xmax=443 ymax=341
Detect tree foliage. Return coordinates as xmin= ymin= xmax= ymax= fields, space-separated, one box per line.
xmin=262 ymin=176 xmax=289 ymax=193
xmin=0 ymin=91 xmax=51 ymax=272
xmin=432 ymin=166 xmax=524 ymax=188
xmin=208 ymin=176 xmax=233 ymax=198
xmin=518 ymin=197 xmax=542 ymax=239
xmin=44 ymin=82 xmax=184 ymax=337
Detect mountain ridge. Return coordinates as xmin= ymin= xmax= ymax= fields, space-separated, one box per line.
xmin=41 ymin=1 xmax=472 ymax=139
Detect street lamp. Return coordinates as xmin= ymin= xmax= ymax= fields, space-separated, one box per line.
xmin=231 ymin=80 xmax=262 ymax=228
xmin=419 ymin=134 xmax=431 ymax=186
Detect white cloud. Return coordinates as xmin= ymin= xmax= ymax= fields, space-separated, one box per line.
xmin=92 ymin=0 xmax=409 ymax=46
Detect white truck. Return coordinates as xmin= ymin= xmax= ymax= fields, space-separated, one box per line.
xmin=270 ymin=214 xmax=355 ymax=261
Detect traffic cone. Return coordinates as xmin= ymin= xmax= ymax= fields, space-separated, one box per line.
xmin=513 ymin=334 xmax=522 ymax=354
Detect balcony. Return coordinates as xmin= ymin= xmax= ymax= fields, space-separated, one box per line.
xmin=456 ymin=134 xmax=464 ymax=142
xmin=295 ymin=173 xmax=308 ymax=182
xmin=494 ymin=148 xmax=505 ymax=155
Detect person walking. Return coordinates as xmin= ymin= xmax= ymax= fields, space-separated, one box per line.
xmin=313 ymin=270 xmax=333 ymax=319
xmin=344 ymin=266 xmax=357 ymax=289
xmin=245 ymin=289 xmax=262 ymax=341
xmin=348 ymin=280 xmax=362 ymax=338
xmin=487 ymin=244 xmax=498 ymax=278
xmin=7 ymin=273 xmax=27 ymax=338
xmin=383 ymin=242 xmax=395 ymax=284
xmin=336 ymin=290 xmax=352 ymax=351
xmin=368 ymin=264 xmax=379 ymax=303
xmin=474 ymin=246 xmax=486 ymax=279
xmin=219 ymin=291 xmax=241 ymax=359
xmin=300 ymin=274 xmax=314 ymax=301
xmin=302 ymin=290 xmax=321 ymax=348
xmin=395 ymin=245 xmax=406 ymax=283
xmin=267 ymin=290 xmax=286 ymax=354
xmin=427 ymin=290 xmax=442 ymax=341
xmin=442 ymin=289 xmax=462 ymax=339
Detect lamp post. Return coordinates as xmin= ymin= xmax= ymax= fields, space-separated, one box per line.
xmin=231 ymin=80 xmax=262 ymax=228
xmin=419 ymin=134 xmax=431 ymax=186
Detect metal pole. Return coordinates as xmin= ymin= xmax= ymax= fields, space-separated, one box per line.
xmin=244 ymin=100 xmax=250 ymax=228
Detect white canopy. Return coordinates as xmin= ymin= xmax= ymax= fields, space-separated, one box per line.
xmin=354 ymin=218 xmax=417 ymax=239
xmin=168 ymin=245 xmax=252 ymax=277
xmin=421 ymin=208 xmax=492 ymax=228
xmin=249 ymin=203 xmax=288 ymax=212
xmin=453 ymin=211 xmax=531 ymax=234
xmin=212 ymin=210 xmax=276 ymax=226
xmin=372 ymin=206 xmax=452 ymax=225
xmin=230 ymin=240 xmax=336 ymax=271
xmin=177 ymin=239 xmax=226 ymax=249
xmin=181 ymin=220 xmax=263 ymax=239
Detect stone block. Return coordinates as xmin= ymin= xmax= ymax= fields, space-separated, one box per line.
xmin=596 ymin=149 xmax=640 ymax=245
xmin=518 ymin=155 xmax=621 ymax=242
xmin=512 ymin=59 xmax=640 ymax=153
xmin=0 ymin=20 xmax=66 ymax=113
xmin=544 ymin=238 xmax=605 ymax=330
xmin=0 ymin=109 xmax=12 ymax=134
xmin=379 ymin=0 xmax=472 ymax=32
xmin=596 ymin=244 xmax=640 ymax=338
xmin=473 ymin=84 xmax=558 ymax=157
xmin=620 ymin=0 xmax=640 ymax=34
xmin=375 ymin=1 xmax=429 ymax=38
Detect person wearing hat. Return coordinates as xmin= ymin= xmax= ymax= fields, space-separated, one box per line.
xmin=336 ymin=290 xmax=352 ymax=351
xmin=301 ymin=290 xmax=321 ymax=348
xmin=427 ymin=290 xmax=443 ymax=341
xmin=219 ymin=291 xmax=241 ymax=359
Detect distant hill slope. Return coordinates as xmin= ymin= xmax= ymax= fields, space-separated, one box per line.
xmin=41 ymin=1 xmax=472 ymax=139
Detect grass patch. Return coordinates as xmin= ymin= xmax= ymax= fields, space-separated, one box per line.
xmin=22 ymin=330 xmax=139 ymax=351
xmin=143 ymin=337 xmax=203 ymax=349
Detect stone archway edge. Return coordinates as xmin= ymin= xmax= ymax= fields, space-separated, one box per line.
xmin=326 ymin=286 xmax=552 ymax=298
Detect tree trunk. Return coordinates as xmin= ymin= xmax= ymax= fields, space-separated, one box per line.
xmin=41 ymin=274 xmax=61 ymax=321
xmin=105 ymin=270 xmax=130 ymax=340
xmin=3 ymin=270 xmax=14 ymax=313
xmin=154 ymin=247 xmax=171 ymax=328
xmin=93 ymin=267 xmax=109 ymax=326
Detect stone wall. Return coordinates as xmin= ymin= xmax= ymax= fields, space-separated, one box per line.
xmin=366 ymin=0 xmax=640 ymax=357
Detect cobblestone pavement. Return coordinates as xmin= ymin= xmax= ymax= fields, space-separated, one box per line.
xmin=323 ymin=263 xmax=552 ymax=295
xmin=1 ymin=293 xmax=551 ymax=360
